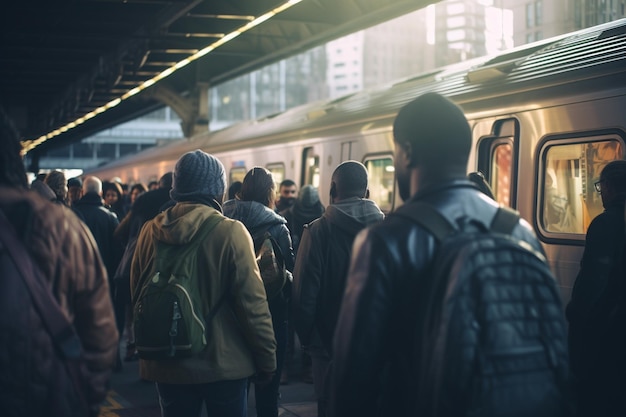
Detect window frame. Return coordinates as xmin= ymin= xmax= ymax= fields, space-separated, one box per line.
xmin=535 ymin=130 xmax=625 ymax=245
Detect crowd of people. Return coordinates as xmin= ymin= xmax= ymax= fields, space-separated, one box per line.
xmin=1 ymin=91 xmax=624 ymax=417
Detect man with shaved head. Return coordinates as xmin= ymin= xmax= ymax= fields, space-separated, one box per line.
xmin=329 ymin=93 xmax=569 ymax=417
xmin=292 ymin=160 xmax=384 ymax=417
xmin=73 ymin=175 xmax=121 ymax=281
xmin=73 ymin=175 xmax=123 ymax=369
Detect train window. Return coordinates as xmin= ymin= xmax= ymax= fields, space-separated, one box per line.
xmin=266 ymin=163 xmax=285 ymax=187
xmin=302 ymin=147 xmax=320 ymax=188
xmin=490 ymin=142 xmax=513 ymax=206
xmin=364 ymin=156 xmax=395 ymax=213
xmin=229 ymin=167 xmax=247 ymax=185
xmin=540 ymin=138 xmax=623 ymax=235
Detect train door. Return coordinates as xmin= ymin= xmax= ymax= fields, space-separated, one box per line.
xmin=476 ymin=119 xmax=519 ymax=208
xmin=301 ymin=146 xmax=321 ymax=188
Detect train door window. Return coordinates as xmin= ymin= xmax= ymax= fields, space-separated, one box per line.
xmin=302 ymin=147 xmax=320 ymax=188
xmin=266 ymin=163 xmax=285 ymax=188
xmin=490 ymin=142 xmax=513 ymax=206
xmin=364 ymin=155 xmax=395 ymax=213
xmin=540 ymin=136 xmax=623 ymax=236
xmin=229 ymin=167 xmax=247 ymax=185
xmin=341 ymin=142 xmax=352 ymax=162
xmin=477 ymin=119 xmax=518 ymax=207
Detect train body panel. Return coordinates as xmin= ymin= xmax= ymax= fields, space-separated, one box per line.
xmin=85 ymin=19 xmax=626 ymax=306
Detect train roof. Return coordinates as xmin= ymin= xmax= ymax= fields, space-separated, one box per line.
xmin=86 ymin=18 xmax=626 ymax=176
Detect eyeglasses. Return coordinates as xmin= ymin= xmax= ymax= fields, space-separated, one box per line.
xmin=594 ymin=180 xmax=604 ymax=193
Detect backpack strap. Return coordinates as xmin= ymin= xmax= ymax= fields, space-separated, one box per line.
xmin=490 ymin=205 xmax=520 ymax=235
xmin=392 ymin=202 xmax=456 ymax=243
xmin=394 ymin=202 xmax=521 ymax=240
xmin=0 ymin=210 xmax=89 ymax=411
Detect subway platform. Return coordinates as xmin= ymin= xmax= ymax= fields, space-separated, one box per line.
xmin=99 ymin=343 xmax=317 ymax=417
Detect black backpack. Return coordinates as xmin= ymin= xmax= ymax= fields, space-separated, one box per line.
xmin=393 ymin=202 xmax=573 ymax=417
xmin=0 ymin=210 xmax=93 ymax=417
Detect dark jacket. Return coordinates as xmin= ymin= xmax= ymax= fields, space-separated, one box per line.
xmin=282 ymin=187 xmax=325 ymax=255
xmin=223 ymin=199 xmax=295 ymax=321
xmin=114 ymin=187 xmax=173 ymax=246
xmin=73 ymin=192 xmax=121 ymax=278
xmin=329 ymin=180 xmax=547 ymax=417
xmin=293 ymin=197 xmax=384 ymax=353
xmin=566 ymin=198 xmax=626 ymax=381
xmin=0 ymin=187 xmax=118 ymax=416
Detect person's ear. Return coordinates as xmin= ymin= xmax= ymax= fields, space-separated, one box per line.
xmin=364 ymin=188 xmax=370 ymax=199
xmin=397 ymin=141 xmax=414 ymax=168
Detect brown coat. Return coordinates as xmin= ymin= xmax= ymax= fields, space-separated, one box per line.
xmin=0 ymin=186 xmax=119 ymax=409
xmin=131 ymin=202 xmax=276 ymax=383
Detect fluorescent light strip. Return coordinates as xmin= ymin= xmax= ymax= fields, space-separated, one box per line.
xmin=22 ymin=0 xmax=304 ymax=153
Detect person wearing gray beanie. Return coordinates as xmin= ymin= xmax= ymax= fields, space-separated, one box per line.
xmin=131 ymin=150 xmax=276 ymax=416
xmin=170 ymin=149 xmax=227 ymax=205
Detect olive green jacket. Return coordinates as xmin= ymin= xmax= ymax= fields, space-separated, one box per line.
xmin=131 ymin=202 xmax=276 ymax=383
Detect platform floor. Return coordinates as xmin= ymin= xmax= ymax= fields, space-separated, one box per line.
xmin=99 ymin=342 xmax=317 ymax=417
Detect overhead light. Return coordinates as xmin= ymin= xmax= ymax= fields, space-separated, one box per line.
xmin=21 ymin=0 xmax=306 ymax=154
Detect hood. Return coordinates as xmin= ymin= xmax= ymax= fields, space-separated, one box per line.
xmin=147 ymin=202 xmax=221 ymax=246
xmin=326 ymin=198 xmax=385 ymax=234
xmin=223 ymin=199 xmax=286 ymax=233
xmin=298 ymin=185 xmax=321 ymax=208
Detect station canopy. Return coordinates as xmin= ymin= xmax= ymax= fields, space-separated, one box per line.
xmin=0 ymin=0 xmax=430 ymax=155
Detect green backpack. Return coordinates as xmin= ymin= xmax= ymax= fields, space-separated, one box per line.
xmin=133 ymin=215 xmax=224 ymax=360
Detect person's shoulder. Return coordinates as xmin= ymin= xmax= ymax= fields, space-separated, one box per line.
xmin=15 ymin=189 xmax=94 ymax=246
xmin=301 ymin=215 xmax=326 ymax=239
xmin=585 ymin=207 xmax=623 ymax=241
xmin=215 ymin=214 xmax=249 ymax=236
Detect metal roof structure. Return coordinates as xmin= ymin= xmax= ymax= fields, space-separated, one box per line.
xmin=0 ymin=0 xmax=430 ymax=156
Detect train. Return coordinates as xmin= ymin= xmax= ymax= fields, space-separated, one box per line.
xmin=85 ymin=18 xmax=626 ymax=305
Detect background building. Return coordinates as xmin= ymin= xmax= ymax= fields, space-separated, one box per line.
xmin=503 ymin=0 xmax=625 ymax=46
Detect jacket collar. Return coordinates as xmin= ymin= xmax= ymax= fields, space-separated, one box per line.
xmin=76 ymin=192 xmax=103 ymax=206
xmin=408 ymin=179 xmax=478 ymax=203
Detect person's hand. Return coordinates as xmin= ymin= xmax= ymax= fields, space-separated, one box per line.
xmin=252 ymin=371 xmax=275 ymax=388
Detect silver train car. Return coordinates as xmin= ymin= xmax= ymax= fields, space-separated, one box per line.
xmin=86 ymin=18 xmax=626 ymax=305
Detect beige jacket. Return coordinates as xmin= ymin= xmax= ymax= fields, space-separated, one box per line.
xmin=131 ymin=202 xmax=276 ymax=383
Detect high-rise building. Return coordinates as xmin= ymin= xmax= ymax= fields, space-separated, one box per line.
xmin=503 ymin=0 xmax=625 ymax=46
xmin=431 ymin=1 xmax=489 ymax=67
xmin=326 ymin=12 xmax=430 ymax=99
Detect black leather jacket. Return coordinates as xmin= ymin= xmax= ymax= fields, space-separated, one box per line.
xmin=330 ymin=180 xmax=545 ymax=417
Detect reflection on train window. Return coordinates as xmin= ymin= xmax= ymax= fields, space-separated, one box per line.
xmin=490 ymin=142 xmax=512 ymax=206
xmin=364 ymin=156 xmax=394 ymax=213
xmin=303 ymin=147 xmax=320 ymax=188
xmin=541 ymin=139 xmax=623 ymax=235
xmin=229 ymin=167 xmax=247 ymax=185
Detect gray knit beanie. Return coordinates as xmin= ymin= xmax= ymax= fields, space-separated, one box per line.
xmin=170 ymin=149 xmax=226 ymax=202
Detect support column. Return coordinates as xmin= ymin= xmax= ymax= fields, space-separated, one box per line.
xmin=146 ymin=81 xmax=210 ymax=139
